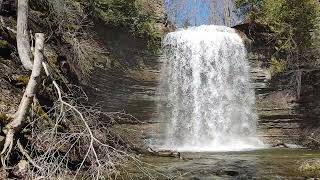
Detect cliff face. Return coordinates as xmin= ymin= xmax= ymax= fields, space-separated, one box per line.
xmin=252 ymin=59 xmax=320 ymax=147
xmin=238 ymin=22 xmax=320 ymax=147
xmin=2 ymin=0 xmax=319 ymax=149
xmin=0 ymin=0 xmax=169 ymax=121
xmin=249 ymin=51 xmax=301 ymax=145
xmin=87 ymin=17 xmax=320 ymax=148
xmin=84 ymin=0 xmax=169 ymax=120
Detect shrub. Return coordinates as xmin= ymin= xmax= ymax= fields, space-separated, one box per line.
xmin=237 ymin=0 xmax=320 ymax=69
xmin=299 ymin=159 xmax=320 ymax=178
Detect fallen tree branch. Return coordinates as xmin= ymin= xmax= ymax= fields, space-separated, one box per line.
xmin=308 ymin=136 xmax=320 ymax=144
xmin=1 ymin=33 xmax=45 ymax=167
xmin=17 ymin=139 xmax=42 ymax=170
xmin=42 ymin=61 xmax=103 ymax=179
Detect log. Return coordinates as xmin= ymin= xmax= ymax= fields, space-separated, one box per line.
xmin=1 ymin=33 xmax=44 ymax=164
xmin=272 ymin=142 xmax=289 ymax=148
xmin=132 ymin=147 xmax=181 ymax=158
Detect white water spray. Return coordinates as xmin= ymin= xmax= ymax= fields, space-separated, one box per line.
xmin=157 ymin=25 xmax=264 ymax=152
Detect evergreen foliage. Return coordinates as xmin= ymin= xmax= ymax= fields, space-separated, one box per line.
xmin=93 ymin=0 xmax=163 ymax=50
xmin=237 ymin=0 xmax=320 ymax=68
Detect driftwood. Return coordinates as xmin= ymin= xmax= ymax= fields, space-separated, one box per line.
xmin=272 ymin=143 xmax=289 ymax=148
xmin=132 ymin=147 xmax=181 ymax=158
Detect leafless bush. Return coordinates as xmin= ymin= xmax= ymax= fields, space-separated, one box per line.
xmin=5 ymin=62 xmax=150 ymax=179
xmin=16 ymin=82 xmax=150 ymax=179
xmin=22 ymin=90 xmax=118 ymax=178
xmin=63 ymin=34 xmax=105 ymax=79
xmin=0 ymin=52 xmax=160 ymax=179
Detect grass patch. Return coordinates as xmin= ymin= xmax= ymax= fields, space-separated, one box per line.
xmin=298 ymin=159 xmax=320 ymax=177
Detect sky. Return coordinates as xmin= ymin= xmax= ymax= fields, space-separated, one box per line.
xmin=165 ymin=0 xmax=242 ymax=27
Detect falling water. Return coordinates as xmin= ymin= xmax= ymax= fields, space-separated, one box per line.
xmin=157 ymin=25 xmax=264 ymax=152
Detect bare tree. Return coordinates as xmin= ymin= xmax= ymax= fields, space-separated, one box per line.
xmin=0 ymin=0 xmax=146 ymax=179
xmin=17 ymin=0 xmax=33 ymax=70
xmin=1 ymin=33 xmax=44 ymax=167
xmin=1 ymin=0 xmax=45 ymax=165
xmin=166 ymin=0 xmax=190 ymax=26
xmin=210 ymin=0 xmax=219 ymax=24
xmin=223 ymin=0 xmax=232 ymax=27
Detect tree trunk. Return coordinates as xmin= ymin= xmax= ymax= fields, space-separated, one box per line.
xmin=1 ymin=33 xmax=44 ymax=159
xmin=11 ymin=33 xmax=44 ymax=130
xmin=17 ymin=0 xmax=33 ymax=70
xmin=223 ymin=0 xmax=232 ymax=27
xmin=210 ymin=0 xmax=219 ymax=24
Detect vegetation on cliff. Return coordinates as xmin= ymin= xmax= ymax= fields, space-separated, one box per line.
xmin=93 ymin=0 xmax=167 ymax=51
xmin=236 ymin=0 xmax=320 ymax=151
xmin=237 ymin=0 xmax=320 ymax=70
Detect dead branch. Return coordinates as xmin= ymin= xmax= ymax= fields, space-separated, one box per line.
xmin=0 ymin=16 xmax=17 ymax=34
xmin=41 ymin=62 xmax=116 ymax=179
xmin=21 ymin=63 xmax=157 ymax=179
xmin=1 ymin=33 xmax=44 ymax=167
xmin=17 ymin=139 xmax=42 ymax=170
xmin=308 ymin=136 xmax=320 ymax=144
xmin=1 ymin=0 xmax=154 ymax=178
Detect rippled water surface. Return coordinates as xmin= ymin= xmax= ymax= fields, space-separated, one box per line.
xmin=125 ymin=149 xmax=320 ymax=179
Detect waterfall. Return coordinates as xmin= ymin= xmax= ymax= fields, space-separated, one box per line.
xmin=157 ymin=25 xmax=264 ymax=152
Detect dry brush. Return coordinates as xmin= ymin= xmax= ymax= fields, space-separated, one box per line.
xmin=0 ymin=0 xmax=153 ymax=179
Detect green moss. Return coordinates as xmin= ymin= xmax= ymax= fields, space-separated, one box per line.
xmin=35 ymin=105 xmax=50 ymax=122
xmin=299 ymin=160 xmax=320 ymax=177
xmin=0 ymin=40 xmax=9 ymax=47
xmin=66 ymin=24 xmax=80 ymax=31
xmin=268 ymin=58 xmax=287 ymax=76
xmin=32 ymin=101 xmax=55 ymax=127
xmin=49 ymin=57 xmax=59 ymax=66
xmin=93 ymin=0 xmax=162 ymax=51
xmin=16 ymin=76 xmax=30 ymax=86
xmin=0 ymin=113 xmax=12 ymax=123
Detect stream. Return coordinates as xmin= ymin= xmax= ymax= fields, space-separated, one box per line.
xmin=126 ymin=148 xmax=320 ymax=179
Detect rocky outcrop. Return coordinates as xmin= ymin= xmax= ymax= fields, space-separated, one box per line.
xmin=249 ymin=56 xmax=301 ymax=145
xmin=235 ymin=22 xmax=320 ymax=147
xmin=248 ymin=42 xmax=320 ymax=147
xmin=85 ymin=0 xmax=169 ymax=120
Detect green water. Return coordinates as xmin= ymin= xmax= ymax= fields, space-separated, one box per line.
xmin=125 ymin=149 xmax=320 ymax=179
